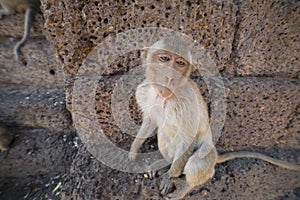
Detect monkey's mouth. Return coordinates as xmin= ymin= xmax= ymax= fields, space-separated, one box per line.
xmin=157 ymin=86 xmax=174 ymax=98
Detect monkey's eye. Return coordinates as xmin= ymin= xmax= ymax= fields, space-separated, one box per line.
xmin=176 ymin=59 xmax=187 ymax=66
xmin=158 ymin=55 xmax=170 ymax=62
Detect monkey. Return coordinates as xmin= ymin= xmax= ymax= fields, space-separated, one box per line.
xmin=0 ymin=0 xmax=41 ymax=60
xmin=0 ymin=125 xmax=14 ymax=152
xmin=128 ymin=36 xmax=300 ymax=200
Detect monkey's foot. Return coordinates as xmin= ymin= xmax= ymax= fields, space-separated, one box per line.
xmin=148 ymin=159 xmax=169 ymax=178
xmin=164 ymin=182 xmax=193 ymax=200
xmin=159 ymin=173 xmax=174 ymax=195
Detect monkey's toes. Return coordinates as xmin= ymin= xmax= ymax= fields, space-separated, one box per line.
xmin=160 ymin=183 xmax=174 ymax=195
xmin=165 ymin=190 xmax=182 ymax=200
xmin=165 ymin=183 xmax=193 ymax=200
xmin=159 ymin=178 xmax=174 ymax=195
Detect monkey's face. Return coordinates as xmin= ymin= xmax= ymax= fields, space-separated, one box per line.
xmin=146 ymin=50 xmax=192 ymax=98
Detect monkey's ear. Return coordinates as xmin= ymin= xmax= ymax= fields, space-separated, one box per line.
xmin=191 ymin=64 xmax=197 ymax=73
xmin=141 ymin=49 xmax=148 ymax=60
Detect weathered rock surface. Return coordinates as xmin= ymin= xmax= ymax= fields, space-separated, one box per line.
xmin=0 ymin=0 xmax=299 ymax=199
xmin=0 ymin=8 xmax=76 ymax=200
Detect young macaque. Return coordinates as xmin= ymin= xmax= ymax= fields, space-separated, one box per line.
xmin=129 ymin=36 xmax=300 ymax=200
xmin=0 ymin=125 xmax=14 ymax=151
xmin=0 ymin=0 xmax=41 ymax=60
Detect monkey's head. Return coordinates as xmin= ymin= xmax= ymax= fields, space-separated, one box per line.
xmin=144 ymin=36 xmax=194 ymax=98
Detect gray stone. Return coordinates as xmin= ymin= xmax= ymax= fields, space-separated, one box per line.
xmin=0 ymin=88 xmax=72 ymax=130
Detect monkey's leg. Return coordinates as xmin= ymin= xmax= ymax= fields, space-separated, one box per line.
xmin=166 ymin=142 xmax=217 ymax=199
xmin=129 ymin=117 xmax=156 ymax=161
xmin=13 ymin=8 xmax=36 ymax=60
xmin=165 ymin=178 xmax=193 ymax=200
xmin=160 ymin=143 xmax=194 ymax=195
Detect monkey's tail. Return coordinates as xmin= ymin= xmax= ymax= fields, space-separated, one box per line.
xmin=14 ymin=8 xmax=36 ymax=60
xmin=217 ymin=151 xmax=300 ymax=171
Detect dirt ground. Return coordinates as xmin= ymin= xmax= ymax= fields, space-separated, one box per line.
xmin=0 ymin=128 xmax=299 ymax=200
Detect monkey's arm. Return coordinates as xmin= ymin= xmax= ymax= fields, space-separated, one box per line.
xmin=13 ymin=7 xmax=36 ymax=60
xmin=129 ymin=117 xmax=156 ymax=161
xmin=218 ymin=151 xmax=300 ymax=171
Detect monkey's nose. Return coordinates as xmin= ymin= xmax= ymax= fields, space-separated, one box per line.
xmin=165 ymin=76 xmax=174 ymax=87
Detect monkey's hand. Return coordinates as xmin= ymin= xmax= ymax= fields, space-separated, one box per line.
xmin=147 ymin=159 xmax=170 ymax=178
xmin=128 ymin=151 xmax=138 ymax=161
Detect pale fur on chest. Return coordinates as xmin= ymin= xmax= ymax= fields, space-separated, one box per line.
xmin=136 ymin=79 xmax=212 ymax=161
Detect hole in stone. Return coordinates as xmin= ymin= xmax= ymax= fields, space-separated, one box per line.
xmin=22 ymin=60 xmax=27 ymax=66
xmin=50 ymin=69 xmax=55 ymax=75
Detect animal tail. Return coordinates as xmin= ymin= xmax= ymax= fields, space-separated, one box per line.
xmin=14 ymin=8 xmax=36 ymax=60
xmin=217 ymin=151 xmax=300 ymax=171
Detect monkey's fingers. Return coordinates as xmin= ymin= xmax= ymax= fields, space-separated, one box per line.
xmin=148 ymin=159 xmax=169 ymax=179
xmin=128 ymin=151 xmax=138 ymax=161
xmin=147 ymin=169 xmax=156 ymax=179
xmin=165 ymin=184 xmax=192 ymax=200
xmin=160 ymin=182 xmax=174 ymax=195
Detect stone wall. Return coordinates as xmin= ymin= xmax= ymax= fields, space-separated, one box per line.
xmin=40 ymin=0 xmax=299 ymax=199
xmin=1 ymin=0 xmax=299 ymax=199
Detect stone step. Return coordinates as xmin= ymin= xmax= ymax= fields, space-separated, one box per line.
xmin=0 ymin=88 xmax=72 ymax=130
xmin=0 ymin=38 xmax=64 ymax=89
xmin=0 ymin=128 xmax=77 ymax=178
